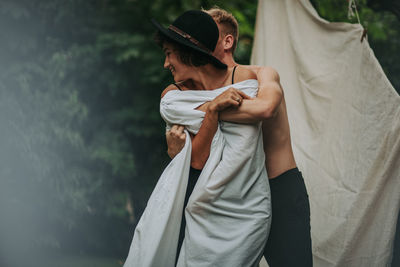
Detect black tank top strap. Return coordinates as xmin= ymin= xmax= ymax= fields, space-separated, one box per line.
xmin=173 ymin=82 xmax=182 ymax=91
xmin=231 ymin=65 xmax=238 ymax=84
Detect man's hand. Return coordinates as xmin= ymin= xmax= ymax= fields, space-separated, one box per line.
xmin=166 ymin=125 xmax=186 ymax=159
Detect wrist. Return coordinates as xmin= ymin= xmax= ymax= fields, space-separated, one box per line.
xmin=207 ymin=107 xmax=219 ymax=121
xmin=207 ymin=102 xmax=219 ymax=114
xmin=167 ymin=149 xmax=174 ymax=159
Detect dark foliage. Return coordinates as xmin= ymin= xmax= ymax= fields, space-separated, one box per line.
xmin=0 ymin=1 xmax=397 ymax=265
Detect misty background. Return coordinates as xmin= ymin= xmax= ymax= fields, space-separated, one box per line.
xmin=0 ymin=0 xmax=399 ymax=266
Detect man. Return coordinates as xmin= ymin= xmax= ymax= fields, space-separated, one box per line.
xmin=166 ymin=8 xmax=313 ymax=267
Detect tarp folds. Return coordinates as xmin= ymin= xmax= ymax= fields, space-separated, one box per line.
xmin=252 ymin=0 xmax=400 ymax=266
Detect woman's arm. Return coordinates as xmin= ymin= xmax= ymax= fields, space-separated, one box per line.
xmin=166 ymin=87 xmax=249 ymax=162
xmin=190 ymin=66 xmax=256 ymax=169
xmin=161 ymin=83 xmax=221 ymax=168
xmin=189 ymin=104 xmax=219 ymax=169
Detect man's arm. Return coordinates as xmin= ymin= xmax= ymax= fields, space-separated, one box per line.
xmin=219 ymin=66 xmax=283 ymax=123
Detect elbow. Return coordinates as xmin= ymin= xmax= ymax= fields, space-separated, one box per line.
xmin=260 ymin=107 xmax=277 ymax=120
xmin=190 ymin=160 xmax=205 ymax=170
xmin=190 ymin=154 xmax=207 ymax=170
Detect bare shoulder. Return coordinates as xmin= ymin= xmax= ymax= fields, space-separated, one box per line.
xmin=245 ymin=65 xmax=280 ymax=82
xmin=233 ymin=65 xmax=257 ymax=83
xmin=161 ymin=84 xmax=179 ymax=98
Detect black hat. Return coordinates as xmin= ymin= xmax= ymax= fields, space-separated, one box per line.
xmin=151 ymin=10 xmax=227 ymax=69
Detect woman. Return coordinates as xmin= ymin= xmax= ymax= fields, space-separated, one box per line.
xmin=124 ymin=10 xmax=271 ymax=267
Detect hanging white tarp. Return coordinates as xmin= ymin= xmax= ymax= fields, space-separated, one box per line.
xmin=251 ymin=0 xmax=400 ymax=266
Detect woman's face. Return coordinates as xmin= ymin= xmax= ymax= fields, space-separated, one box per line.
xmin=162 ymin=42 xmax=192 ymax=82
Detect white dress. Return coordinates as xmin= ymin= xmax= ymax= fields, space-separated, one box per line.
xmin=124 ymin=79 xmax=271 ymax=267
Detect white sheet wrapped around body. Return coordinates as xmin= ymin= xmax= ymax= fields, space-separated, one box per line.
xmin=124 ymin=79 xmax=271 ymax=267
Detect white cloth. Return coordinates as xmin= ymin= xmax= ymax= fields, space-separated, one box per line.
xmin=124 ymin=79 xmax=271 ymax=267
xmin=252 ymin=1 xmax=400 ymax=266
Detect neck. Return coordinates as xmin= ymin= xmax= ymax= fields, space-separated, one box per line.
xmin=220 ymin=53 xmax=237 ymax=68
xmin=182 ymin=65 xmax=231 ymax=91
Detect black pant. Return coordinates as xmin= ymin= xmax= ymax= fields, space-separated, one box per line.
xmin=175 ymin=167 xmax=201 ymax=266
xmin=264 ymin=167 xmax=313 ymax=267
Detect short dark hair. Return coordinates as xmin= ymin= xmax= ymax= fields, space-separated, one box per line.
xmin=154 ymin=31 xmax=214 ymax=67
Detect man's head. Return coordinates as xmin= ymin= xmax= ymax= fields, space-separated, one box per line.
xmin=203 ymin=7 xmax=239 ymax=60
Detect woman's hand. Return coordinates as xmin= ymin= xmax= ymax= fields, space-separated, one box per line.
xmin=166 ymin=125 xmax=186 ymax=159
xmin=208 ymin=88 xmax=251 ymax=112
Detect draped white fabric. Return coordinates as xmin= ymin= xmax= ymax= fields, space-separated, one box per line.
xmin=252 ymin=1 xmax=400 ymax=266
xmin=124 ymin=80 xmax=271 ymax=267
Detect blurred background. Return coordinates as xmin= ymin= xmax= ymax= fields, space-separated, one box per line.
xmin=0 ymin=0 xmax=398 ymax=266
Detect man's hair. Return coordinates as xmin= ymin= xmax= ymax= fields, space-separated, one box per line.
xmin=203 ymin=7 xmax=239 ymax=53
xmin=154 ymin=31 xmax=213 ymax=67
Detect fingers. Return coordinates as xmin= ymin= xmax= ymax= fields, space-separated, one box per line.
xmin=226 ymin=87 xmax=251 ymax=103
xmin=177 ymin=125 xmax=185 ymax=133
xmin=230 ymin=94 xmax=242 ymax=106
xmin=170 ymin=125 xmax=179 ymax=132
xmin=170 ymin=124 xmax=183 ymax=134
xmin=228 ymin=90 xmax=244 ymax=107
xmin=211 ymin=87 xmax=251 ymax=112
xmin=237 ymin=90 xmax=251 ymax=100
xmin=223 ymin=97 xmax=241 ymax=109
xmin=178 ymin=125 xmax=186 ymax=140
xmin=229 ymin=88 xmax=251 ymax=100
xmin=169 ymin=125 xmax=186 ymax=140
xmin=211 ymin=91 xmax=240 ymax=111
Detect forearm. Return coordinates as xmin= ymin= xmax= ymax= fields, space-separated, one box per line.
xmin=219 ymin=98 xmax=269 ymax=123
xmin=190 ymin=108 xmax=218 ymax=169
xmin=219 ymin=86 xmax=280 ymax=123
xmin=235 ymin=66 xmax=283 ymax=123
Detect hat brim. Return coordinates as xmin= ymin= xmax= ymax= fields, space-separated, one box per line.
xmin=151 ymin=19 xmax=227 ymax=69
